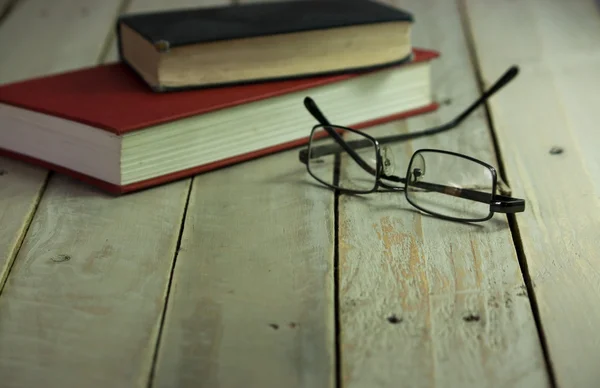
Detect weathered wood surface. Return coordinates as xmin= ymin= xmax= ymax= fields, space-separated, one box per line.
xmin=463 ymin=0 xmax=600 ymax=387
xmin=1 ymin=0 xmax=597 ymax=386
xmin=152 ymin=151 xmax=335 ymax=388
xmin=336 ymin=1 xmax=550 ymax=387
xmin=0 ymin=0 xmax=53 ymax=286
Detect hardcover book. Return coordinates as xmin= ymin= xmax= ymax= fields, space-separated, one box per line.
xmin=116 ymin=0 xmax=414 ymax=91
xmin=0 ymin=49 xmax=439 ymax=194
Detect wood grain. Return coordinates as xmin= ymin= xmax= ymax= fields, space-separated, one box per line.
xmin=0 ymin=179 xmax=189 ymax=388
xmin=0 ymin=0 xmax=123 ymax=300
xmin=152 ymin=149 xmax=335 ymax=388
xmin=0 ymin=0 xmax=197 ymax=387
xmin=462 ymin=0 xmax=600 ymax=386
xmin=337 ymin=1 xmax=550 ymax=387
xmin=0 ymin=1 xmax=121 ymax=83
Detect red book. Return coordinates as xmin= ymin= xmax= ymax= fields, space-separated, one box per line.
xmin=0 ymin=48 xmax=439 ymax=194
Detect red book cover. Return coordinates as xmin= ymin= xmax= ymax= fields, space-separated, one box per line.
xmin=0 ymin=48 xmax=440 ymax=194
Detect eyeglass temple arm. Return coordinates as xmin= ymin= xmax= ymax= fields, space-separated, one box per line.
xmin=299 ymin=65 xmax=519 ymax=161
xmin=299 ymin=97 xmax=377 ymax=175
xmin=378 ymin=65 xmax=519 ymax=144
xmin=490 ymin=194 xmax=525 ymax=213
xmin=387 ymin=176 xmax=524 ymax=213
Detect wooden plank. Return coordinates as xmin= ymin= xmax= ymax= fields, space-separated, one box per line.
xmin=151 ymin=2 xmax=334 ymax=387
xmin=337 ymin=1 xmax=551 ymax=387
xmin=152 ymin=152 xmax=335 ymax=388
xmin=0 ymin=0 xmax=123 ymax=301
xmin=0 ymin=1 xmax=211 ymax=387
xmin=0 ymin=0 xmax=121 ymax=84
xmin=462 ymin=0 xmax=600 ymax=386
xmin=0 ymin=180 xmax=189 ymax=388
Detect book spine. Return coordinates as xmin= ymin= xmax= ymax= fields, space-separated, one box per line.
xmin=115 ymin=18 xmax=169 ymax=93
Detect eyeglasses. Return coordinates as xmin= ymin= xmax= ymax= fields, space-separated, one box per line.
xmin=298 ymin=65 xmax=525 ymax=222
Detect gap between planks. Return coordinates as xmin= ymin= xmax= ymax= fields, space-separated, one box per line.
xmin=147 ymin=170 xmax=194 ymax=386
xmin=333 ymin=167 xmax=342 ymax=388
xmin=149 ymin=2 xmax=335 ymax=388
xmin=0 ymin=0 xmax=18 ymax=23
xmin=455 ymin=2 xmax=558 ymax=385
xmin=460 ymin=0 xmax=600 ymax=386
xmin=336 ymin=1 xmax=551 ymax=387
xmin=96 ymin=0 xmax=134 ymax=64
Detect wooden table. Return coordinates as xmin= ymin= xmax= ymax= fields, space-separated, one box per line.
xmin=1 ymin=0 xmax=599 ymax=387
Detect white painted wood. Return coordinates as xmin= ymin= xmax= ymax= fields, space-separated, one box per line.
xmin=0 ymin=0 xmax=123 ymax=300
xmin=0 ymin=178 xmax=190 ymax=388
xmin=152 ymin=150 xmax=335 ymax=388
xmin=463 ymin=0 xmax=600 ymax=386
xmin=337 ymin=1 xmax=550 ymax=387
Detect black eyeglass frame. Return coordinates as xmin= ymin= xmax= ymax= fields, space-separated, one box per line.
xmin=298 ymin=64 xmax=526 ymax=223
xmin=304 ymin=123 xmax=524 ymax=222
xmin=403 ymin=148 xmax=522 ymax=222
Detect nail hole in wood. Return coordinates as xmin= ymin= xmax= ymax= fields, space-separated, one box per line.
xmin=289 ymin=322 xmax=297 ymax=328
xmin=387 ymin=314 xmax=402 ymax=324
xmin=269 ymin=323 xmax=279 ymax=330
xmin=51 ymin=254 xmax=71 ymax=263
xmin=549 ymin=146 xmax=564 ymax=155
xmin=463 ymin=314 xmax=480 ymax=322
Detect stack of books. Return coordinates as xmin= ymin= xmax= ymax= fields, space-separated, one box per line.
xmin=0 ymin=0 xmax=439 ymax=194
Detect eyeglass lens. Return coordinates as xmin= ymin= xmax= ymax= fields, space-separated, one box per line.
xmin=307 ymin=125 xmax=378 ymax=193
xmin=405 ymin=150 xmax=495 ymax=221
xmin=306 ymin=126 xmax=497 ymax=221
